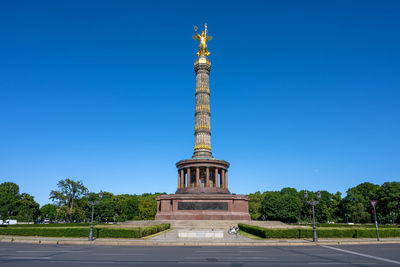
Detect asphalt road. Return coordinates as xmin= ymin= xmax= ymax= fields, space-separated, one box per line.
xmin=0 ymin=243 xmax=399 ymax=266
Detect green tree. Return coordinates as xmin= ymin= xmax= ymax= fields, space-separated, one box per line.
xmin=49 ymin=179 xmax=87 ymax=222
xmin=340 ymin=182 xmax=379 ymax=223
xmin=376 ymin=182 xmax=400 ymax=223
xmin=248 ymin=191 xmax=263 ymax=220
xmin=116 ymin=195 xmax=140 ymax=221
xmin=16 ymin=193 xmax=40 ymax=222
xmin=0 ymin=182 xmax=20 ymax=219
xmin=138 ymin=193 xmax=164 ymax=220
xmin=96 ymin=199 xmax=117 ymax=222
xmin=313 ymin=191 xmax=341 ymax=223
xmin=91 ymin=192 xmax=117 ymax=222
xmin=40 ymin=204 xmax=58 ymax=221
xmin=261 ymin=188 xmax=302 ymax=223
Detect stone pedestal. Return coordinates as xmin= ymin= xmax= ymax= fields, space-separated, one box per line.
xmin=155 ymin=193 xmax=250 ymax=220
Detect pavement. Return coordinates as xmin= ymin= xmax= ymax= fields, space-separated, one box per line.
xmin=1 ymin=242 xmax=400 ymax=266
xmin=1 ymin=230 xmax=400 ymax=246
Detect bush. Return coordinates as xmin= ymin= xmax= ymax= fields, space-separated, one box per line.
xmin=0 ymin=227 xmax=89 ymax=237
xmin=298 ymin=223 xmax=399 ymax=228
xmin=4 ymin=223 xmax=91 ymax=228
xmin=238 ymin=224 xmax=299 ymax=238
xmin=238 ymin=224 xmax=268 ymax=238
xmin=0 ymin=224 xmax=170 ymax=238
xmin=238 ymin=224 xmax=400 ymax=239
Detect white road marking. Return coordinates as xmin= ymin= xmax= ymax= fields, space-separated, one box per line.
xmin=16 ymin=250 xmax=85 ymax=253
xmin=322 ymin=245 xmax=400 ymax=265
xmin=2 ymin=257 xmax=51 ymax=260
xmin=184 ymin=256 xmax=271 ymax=260
xmin=178 ymin=262 xmax=227 ymax=265
xmin=309 ymin=263 xmax=375 ymax=265
xmin=195 ymin=250 xmax=239 ymax=252
xmin=49 ymin=261 xmax=117 ymax=264
xmin=92 ymin=253 xmax=144 ymax=256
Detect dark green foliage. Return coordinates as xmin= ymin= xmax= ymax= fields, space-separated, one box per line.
xmin=238 ymin=224 xmax=400 ymax=239
xmin=0 ymin=182 xmax=20 ymax=219
xmin=0 ymin=227 xmax=90 ymax=237
xmin=0 ymin=182 xmax=41 ymax=222
xmin=238 ymin=224 xmax=268 ymax=238
xmin=16 ymin=193 xmax=41 ymax=222
xmin=3 ymin=223 xmax=91 ymax=228
xmin=95 ymin=224 xmax=170 ymax=238
xmin=40 ymin=204 xmax=58 ymax=220
xmin=116 ymin=195 xmax=140 ymax=221
xmin=301 ymin=223 xmax=399 ymax=228
xmin=0 ymin=224 xmax=170 ymax=238
xmin=261 ymin=188 xmax=302 ymax=223
xmin=248 ymin=191 xmax=263 ymax=220
xmin=49 ymin=179 xmax=88 ymax=222
xmin=375 ymin=182 xmax=400 ymax=223
xmin=339 ymin=182 xmax=380 ymax=223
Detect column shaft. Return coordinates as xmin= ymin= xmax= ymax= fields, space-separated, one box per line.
xmin=225 ymin=170 xmax=228 ymax=188
xmin=178 ymin=171 xmax=181 ymax=189
xmin=187 ymin=168 xmax=191 ymax=188
xmin=214 ymin=168 xmax=219 ymax=188
xmin=180 ymin=169 xmax=184 ymax=188
xmin=196 ymin=167 xmax=200 ymax=187
xmin=206 ymin=167 xmax=210 ymax=187
xmin=221 ymin=169 xmax=225 ymax=188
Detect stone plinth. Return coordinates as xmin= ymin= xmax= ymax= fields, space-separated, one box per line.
xmin=178 ymin=230 xmax=224 ymax=238
xmin=155 ymin=193 xmax=251 ymax=220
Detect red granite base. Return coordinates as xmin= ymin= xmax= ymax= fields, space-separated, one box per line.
xmin=155 ymin=193 xmax=251 ymax=220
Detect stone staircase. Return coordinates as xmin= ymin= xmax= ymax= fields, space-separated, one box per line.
xmin=121 ymin=220 xmax=294 ymax=229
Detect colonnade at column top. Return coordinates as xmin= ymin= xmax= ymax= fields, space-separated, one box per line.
xmin=177 ymin=166 xmax=228 ymax=189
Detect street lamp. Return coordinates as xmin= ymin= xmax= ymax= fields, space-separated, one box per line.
xmin=86 ymin=191 xmax=103 ymax=241
xmin=304 ymin=190 xmax=321 ymax=242
xmin=390 ymin=212 xmax=397 ymax=225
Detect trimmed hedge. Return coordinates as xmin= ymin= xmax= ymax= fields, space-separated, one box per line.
xmin=0 ymin=224 xmax=170 ymax=238
xmin=0 ymin=227 xmax=89 ymax=237
xmin=1 ymin=223 xmax=91 ymax=228
xmin=299 ymin=223 xmax=399 ymax=229
xmin=238 ymin=224 xmax=400 ymax=239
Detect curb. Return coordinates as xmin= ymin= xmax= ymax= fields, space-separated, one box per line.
xmin=1 ymin=237 xmax=400 ymax=247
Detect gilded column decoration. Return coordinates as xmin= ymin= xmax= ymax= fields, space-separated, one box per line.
xmin=192 ymin=24 xmax=213 ymax=159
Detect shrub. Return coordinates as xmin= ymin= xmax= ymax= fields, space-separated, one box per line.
xmin=238 ymin=224 xmax=267 ymax=238
xmin=0 ymin=224 xmax=170 ymax=238
xmin=5 ymin=223 xmax=91 ymax=228
xmin=238 ymin=224 xmax=400 ymax=239
xmin=0 ymin=227 xmax=89 ymax=237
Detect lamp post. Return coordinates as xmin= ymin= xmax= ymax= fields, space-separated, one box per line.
xmin=86 ymin=191 xmax=103 ymax=241
xmin=390 ymin=212 xmax=397 ymax=225
xmin=304 ymin=191 xmax=321 ymax=242
xmin=370 ymin=200 xmax=379 ymax=241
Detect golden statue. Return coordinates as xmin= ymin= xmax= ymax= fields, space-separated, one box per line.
xmin=193 ymin=24 xmax=212 ymax=56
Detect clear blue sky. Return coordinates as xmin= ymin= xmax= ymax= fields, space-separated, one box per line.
xmin=1 ymin=0 xmax=399 ymax=206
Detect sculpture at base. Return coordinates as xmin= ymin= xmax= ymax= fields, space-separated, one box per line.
xmin=192 ymin=24 xmax=213 ymax=56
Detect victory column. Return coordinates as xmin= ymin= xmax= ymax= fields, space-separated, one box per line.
xmin=155 ymin=25 xmax=250 ymax=220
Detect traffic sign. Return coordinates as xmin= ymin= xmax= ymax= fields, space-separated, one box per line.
xmin=370 ymin=200 xmax=377 ymax=208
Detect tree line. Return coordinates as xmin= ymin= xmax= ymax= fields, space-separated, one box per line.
xmin=0 ymin=179 xmax=164 ymax=223
xmin=0 ymin=179 xmax=398 ymax=224
xmin=249 ymin=182 xmax=400 ymax=224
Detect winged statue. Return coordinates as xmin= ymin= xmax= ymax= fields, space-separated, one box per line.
xmin=193 ymin=24 xmax=212 ymax=56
